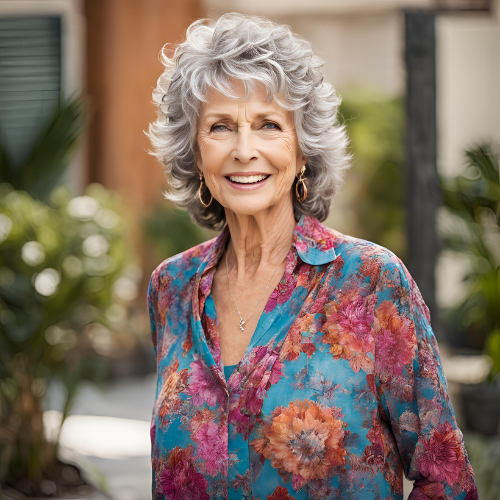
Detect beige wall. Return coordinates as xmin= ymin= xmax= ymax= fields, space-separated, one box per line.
xmin=435 ymin=3 xmax=500 ymax=309
xmin=275 ymin=11 xmax=404 ymax=96
xmin=204 ymin=1 xmax=406 ymax=96
xmin=437 ymin=4 xmax=500 ymax=178
xmin=204 ymin=0 xmax=433 ymax=17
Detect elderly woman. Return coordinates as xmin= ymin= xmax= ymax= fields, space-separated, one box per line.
xmin=146 ymin=13 xmax=477 ymax=500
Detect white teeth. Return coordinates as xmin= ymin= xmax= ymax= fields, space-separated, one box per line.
xmin=228 ymin=175 xmax=269 ymax=184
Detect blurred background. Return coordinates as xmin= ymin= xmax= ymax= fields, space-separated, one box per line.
xmin=0 ymin=0 xmax=499 ymax=499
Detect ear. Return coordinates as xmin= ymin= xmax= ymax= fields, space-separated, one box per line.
xmin=296 ymin=152 xmax=307 ymax=175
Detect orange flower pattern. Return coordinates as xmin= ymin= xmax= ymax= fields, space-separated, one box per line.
xmin=251 ymin=399 xmax=346 ymax=490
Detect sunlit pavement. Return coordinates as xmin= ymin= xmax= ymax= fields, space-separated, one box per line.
xmin=44 ymin=373 xmax=157 ymax=500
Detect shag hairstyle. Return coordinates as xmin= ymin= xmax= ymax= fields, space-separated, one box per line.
xmin=147 ymin=13 xmax=351 ymax=231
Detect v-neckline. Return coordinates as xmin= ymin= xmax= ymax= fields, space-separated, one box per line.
xmin=190 ymin=214 xmax=337 ymax=393
xmin=203 ymin=237 xmax=298 ymax=377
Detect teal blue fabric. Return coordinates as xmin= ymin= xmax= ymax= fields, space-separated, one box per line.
xmin=223 ymin=362 xmax=240 ymax=500
xmin=223 ymin=363 xmax=237 ymax=382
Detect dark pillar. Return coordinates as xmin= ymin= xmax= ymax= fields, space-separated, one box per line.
xmin=404 ymin=10 xmax=443 ymax=340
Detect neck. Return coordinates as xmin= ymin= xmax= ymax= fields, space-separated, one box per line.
xmin=224 ymin=200 xmax=297 ymax=278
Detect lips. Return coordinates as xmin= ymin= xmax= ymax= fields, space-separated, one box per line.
xmin=226 ymin=174 xmax=270 ymax=184
xmin=225 ymin=171 xmax=270 ymax=184
xmin=224 ymin=173 xmax=271 ymax=191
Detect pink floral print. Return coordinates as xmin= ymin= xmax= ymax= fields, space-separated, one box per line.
xmin=158 ymin=445 xmax=209 ymax=500
xmin=187 ymin=357 xmax=226 ymax=408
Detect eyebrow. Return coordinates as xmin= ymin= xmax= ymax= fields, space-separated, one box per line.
xmin=202 ymin=112 xmax=285 ymax=122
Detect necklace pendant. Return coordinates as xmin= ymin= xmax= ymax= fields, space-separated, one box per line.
xmin=239 ymin=319 xmax=245 ymax=331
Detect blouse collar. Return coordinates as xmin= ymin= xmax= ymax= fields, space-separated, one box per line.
xmin=294 ymin=214 xmax=338 ymax=265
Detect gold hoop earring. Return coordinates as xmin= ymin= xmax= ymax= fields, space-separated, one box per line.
xmin=198 ymin=172 xmax=213 ymax=207
xmin=295 ymin=165 xmax=308 ymax=202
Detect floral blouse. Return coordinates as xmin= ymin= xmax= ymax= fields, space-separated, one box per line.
xmin=147 ymin=214 xmax=477 ymax=500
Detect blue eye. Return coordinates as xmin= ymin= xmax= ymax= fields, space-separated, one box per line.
xmin=211 ymin=124 xmax=228 ymax=132
xmin=263 ymin=122 xmax=280 ymax=130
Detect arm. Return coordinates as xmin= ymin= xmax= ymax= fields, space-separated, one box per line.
xmin=374 ymin=257 xmax=477 ymax=500
xmin=147 ymin=270 xmax=158 ymax=359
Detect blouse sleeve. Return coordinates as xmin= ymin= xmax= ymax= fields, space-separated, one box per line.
xmin=147 ymin=270 xmax=158 ymax=359
xmin=374 ymin=257 xmax=478 ymax=500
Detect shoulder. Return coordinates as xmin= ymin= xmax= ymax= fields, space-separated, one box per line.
xmin=148 ymin=235 xmax=218 ymax=295
xmin=333 ymin=229 xmax=430 ymax=324
xmin=330 ymin=229 xmax=408 ymax=285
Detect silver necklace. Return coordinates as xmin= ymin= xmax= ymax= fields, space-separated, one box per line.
xmin=225 ymin=251 xmax=286 ymax=331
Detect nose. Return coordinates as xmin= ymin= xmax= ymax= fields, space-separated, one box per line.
xmin=232 ymin=127 xmax=258 ymax=163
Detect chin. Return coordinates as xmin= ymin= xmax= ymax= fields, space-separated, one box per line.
xmin=225 ymin=197 xmax=277 ymax=216
xmin=228 ymin=205 xmax=271 ymax=217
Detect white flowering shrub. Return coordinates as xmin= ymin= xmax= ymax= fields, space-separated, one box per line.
xmin=0 ymin=182 xmax=140 ymax=487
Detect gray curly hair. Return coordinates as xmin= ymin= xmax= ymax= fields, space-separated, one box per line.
xmin=147 ymin=13 xmax=351 ymax=231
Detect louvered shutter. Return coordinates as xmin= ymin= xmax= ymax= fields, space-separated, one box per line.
xmin=0 ymin=16 xmax=62 ymax=167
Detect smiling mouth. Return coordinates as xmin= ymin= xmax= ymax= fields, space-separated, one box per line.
xmin=225 ymin=174 xmax=270 ymax=184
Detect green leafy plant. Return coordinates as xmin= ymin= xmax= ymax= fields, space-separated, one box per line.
xmin=440 ymin=143 xmax=500 ymax=379
xmin=462 ymin=431 xmax=500 ymax=499
xmin=143 ymin=200 xmax=214 ymax=264
xmin=0 ymin=182 xmax=138 ymax=494
xmin=0 ymin=91 xmax=143 ymax=496
xmin=484 ymin=328 xmax=500 ymax=383
xmin=338 ymin=90 xmax=406 ymax=259
xmin=0 ymin=97 xmax=86 ymax=202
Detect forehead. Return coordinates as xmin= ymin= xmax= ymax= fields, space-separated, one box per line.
xmin=199 ymin=79 xmax=292 ymax=120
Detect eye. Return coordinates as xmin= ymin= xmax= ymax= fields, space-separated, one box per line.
xmin=262 ymin=122 xmax=281 ymax=130
xmin=211 ymin=124 xmax=229 ymax=132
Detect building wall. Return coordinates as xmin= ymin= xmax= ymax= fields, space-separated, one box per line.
xmin=84 ymin=0 xmax=203 ymax=288
xmin=275 ymin=11 xmax=405 ymax=96
xmin=436 ymin=3 xmax=500 ymax=178
xmin=204 ymin=0 xmax=433 ymax=18
xmin=85 ymin=0 xmax=202 ymax=210
xmin=435 ymin=2 xmax=500 ymax=310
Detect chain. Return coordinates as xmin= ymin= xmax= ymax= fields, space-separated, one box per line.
xmin=225 ymin=251 xmax=286 ymax=331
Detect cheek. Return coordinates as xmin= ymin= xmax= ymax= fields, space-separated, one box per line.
xmin=264 ymin=138 xmax=298 ymax=177
xmin=197 ymin=139 xmax=228 ymax=196
xmin=266 ymin=143 xmax=299 ymax=198
xmin=198 ymin=139 xmax=230 ymax=177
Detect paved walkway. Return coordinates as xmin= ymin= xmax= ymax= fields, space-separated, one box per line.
xmin=44 ymin=374 xmax=157 ymax=500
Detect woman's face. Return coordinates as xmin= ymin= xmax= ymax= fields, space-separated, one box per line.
xmin=195 ymin=79 xmax=306 ymax=218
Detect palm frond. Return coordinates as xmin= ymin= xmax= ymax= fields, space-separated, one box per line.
xmin=0 ymin=95 xmax=86 ymax=201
